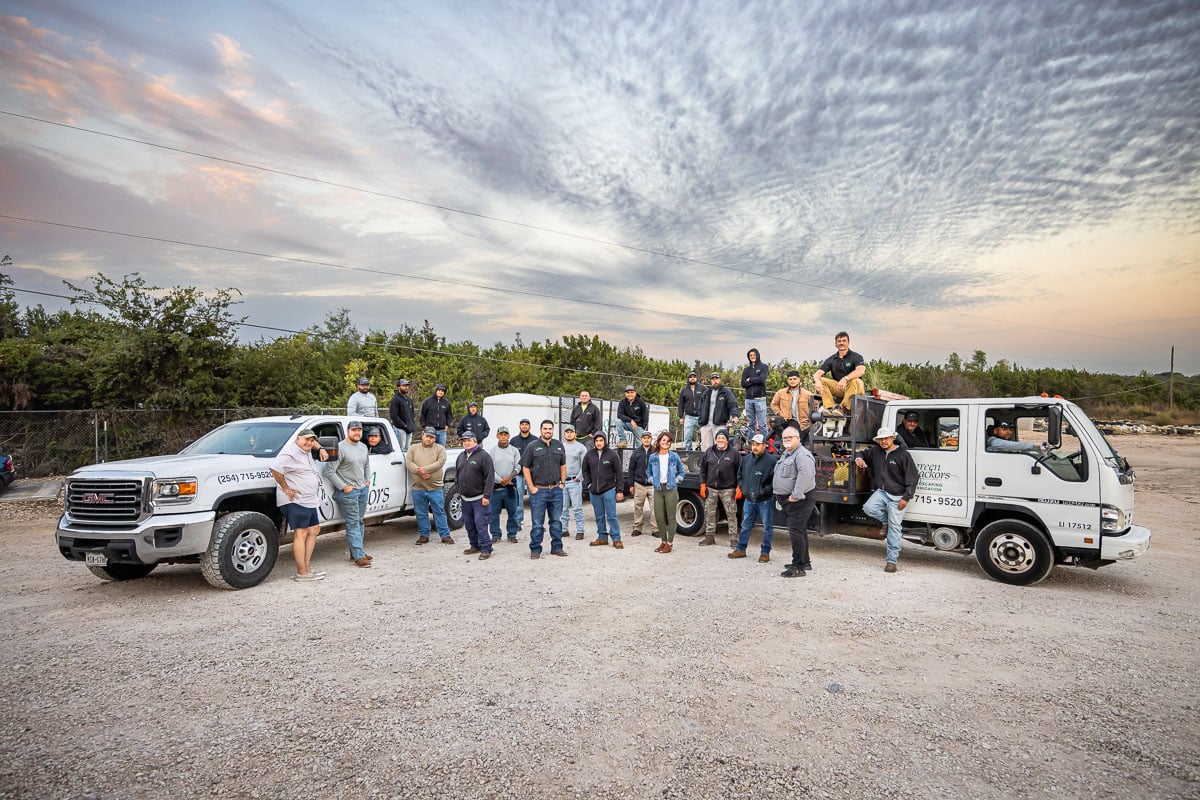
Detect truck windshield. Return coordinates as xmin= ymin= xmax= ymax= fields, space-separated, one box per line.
xmin=181 ymin=422 xmax=299 ymax=457
xmin=1065 ymin=406 xmax=1123 ymax=468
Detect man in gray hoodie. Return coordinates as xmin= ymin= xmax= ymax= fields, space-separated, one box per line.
xmin=772 ymin=427 xmax=816 ymax=578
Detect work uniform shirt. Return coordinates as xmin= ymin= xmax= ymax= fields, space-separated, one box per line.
xmin=570 ymin=402 xmax=602 ymax=438
xmin=819 ymin=350 xmax=865 ymax=381
xmin=773 ymin=445 xmax=816 ymax=500
xmin=522 ymin=437 xmax=566 ymax=486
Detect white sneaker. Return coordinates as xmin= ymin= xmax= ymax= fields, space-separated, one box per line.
xmin=292 ymin=573 xmax=325 ymax=582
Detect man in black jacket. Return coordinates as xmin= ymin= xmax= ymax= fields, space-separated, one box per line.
xmin=420 ymin=384 xmax=452 ymax=445
xmin=741 ymin=348 xmax=769 ymax=439
xmin=731 ymin=433 xmax=777 ymax=562
xmin=583 ymin=431 xmax=625 ymax=547
xmin=897 ymin=411 xmax=932 ymax=449
xmin=455 ymin=431 xmax=495 ymax=560
xmin=614 ymin=385 xmax=649 ymax=447
xmin=388 ymin=378 xmax=414 ymax=451
xmin=700 ymin=429 xmax=740 ymax=547
xmin=456 ymin=400 xmax=490 ymax=444
xmin=699 ymin=372 xmax=738 ymax=451
xmin=570 ymin=390 xmax=602 ymax=448
xmin=677 ymin=371 xmax=704 ymax=451
xmin=854 ymin=427 xmax=919 ymax=573
xmin=626 ymin=429 xmax=659 ymax=537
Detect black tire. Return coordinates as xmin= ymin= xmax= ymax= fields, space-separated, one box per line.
xmin=974 ymin=519 xmax=1055 ymax=586
xmin=444 ymin=484 xmax=465 ymax=530
xmin=200 ymin=511 xmax=279 ymax=590
xmin=675 ymin=490 xmax=704 ymax=536
xmin=86 ymin=563 xmax=157 ymax=581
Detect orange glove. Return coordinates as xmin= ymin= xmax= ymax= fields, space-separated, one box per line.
xmin=735 ymin=486 xmax=743 ymax=500
xmin=699 ymin=483 xmax=707 ymax=499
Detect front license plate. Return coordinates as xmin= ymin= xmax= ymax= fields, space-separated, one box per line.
xmin=85 ymin=553 xmax=108 ymax=566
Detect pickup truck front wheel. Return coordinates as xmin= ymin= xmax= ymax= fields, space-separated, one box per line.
xmin=87 ymin=563 xmax=157 ymax=582
xmin=201 ymin=511 xmax=279 ymax=590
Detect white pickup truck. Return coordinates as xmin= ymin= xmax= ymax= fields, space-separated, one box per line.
xmin=56 ymin=416 xmax=461 ymax=589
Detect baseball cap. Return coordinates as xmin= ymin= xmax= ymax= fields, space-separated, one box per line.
xmin=356 ymin=377 xmax=370 ymax=386
xmin=348 ymin=420 xmax=363 ymax=430
xmin=497 ymin=426 xmax=510 ymax=434
xmin=994 ymin=420 xmax=1013 ymax=429
xmin=460 ymin=430 xmax=477 ymax=441
xmin=751 ymin=433 xmax=765 ymax=444
xmin=624 ymin=384 xmax=636 ymax=391
xmin=786 ymin=370 xmax=800 ymax=378
xmin=563 ymin=424 xmax=576 ymax=432
xmin=709 ymin=371 xmax=721 ymax=378
xmin=903 ymin=411 xmax=920 ymax=422
xmin=423 ymin=426 xmax=437 ymax=437
xmin=297 ymin=429 xmax=318 ymax=439
xmin=396 ymin=378 xmax=409 ymax=387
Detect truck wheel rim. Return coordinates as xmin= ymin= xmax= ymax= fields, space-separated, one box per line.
xmin=448 ymin=493 xmax=461 ymax=520
xmin=231 ymin=529 xmax=268 ymax=574
xmin=677 ymin=501 xmax=696 ymax=527
xmin=988 ymin=533 xmax=1035 ymax=574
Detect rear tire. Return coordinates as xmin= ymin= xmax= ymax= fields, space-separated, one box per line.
xmin=201 ymin=511 xmax=279 ymax=590
xmin=974 ymin=519 xmax=1054 ymax=586
xmin=675 ymin=490 xmax=704 ymax=536
xmin=86 ymin=563 xmax=157 ymax=581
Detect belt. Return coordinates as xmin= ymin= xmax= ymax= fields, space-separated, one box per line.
xmin=535 ymin=483 xmax=560 ymax=489
xmin=565 ymin=476 xmax=580 ymax=482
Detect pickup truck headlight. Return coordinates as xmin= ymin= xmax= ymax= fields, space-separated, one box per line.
xmin=152 ymin=478 xmax=198 ymax=506
xmin=1100 ymin=504 xmax=1127 ymax=533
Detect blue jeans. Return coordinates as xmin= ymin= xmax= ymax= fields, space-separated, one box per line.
xmin=412 ymin=487 xmax=451 ymax=540
xmin=682 ymin=415 xmax=700 ymax=451
xmin=590 ymin=488 xmax=620 ymax=541
xmin=513 ymin=475 xmax=526 ymax=527
xmin=528 ymin=486 xmax=564 ymax=555
xmin=613 ymin=419 xmax=642 ymax=446
xmin=560 ymin=479 xmax=585 ymax=535
xmin=435 ymin=430 xmax=447 ymax=446
xmin=393 ymin=427 xmax=411 ymax=452
xmin=863 ymin=488 xmax=906 ymax=563
xmin=737 ymin=498 xmax=774 ymax=554
xmin=333 ymin=486 xmax=369 ymax=559
xmin=489 ymin=485 xmax=520 ymax=539
xmin=744 ymin=397 xmax=768 ymax=437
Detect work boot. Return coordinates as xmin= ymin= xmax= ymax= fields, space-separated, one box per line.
xmin=589 ymin=538 xmax=609 ymax=547
xmin=758 ymin=553 xmax=770 ymax=563
xmin=728 ymin=549 xmax=747 ymax=559
xmin=884 ymin=561 xmax=898 ymax=573
xmin=415 ymin=536 xmax=429 ymax=545
xmin=698 ymin=535 xmax=717 ymax=546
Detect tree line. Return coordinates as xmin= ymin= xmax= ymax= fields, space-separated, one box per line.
xmin=0 ymin=269 xmax=1194 ymax=420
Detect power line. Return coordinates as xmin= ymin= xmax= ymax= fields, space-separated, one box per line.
xmin=0 ymin=108 xmax=1175 ymax=349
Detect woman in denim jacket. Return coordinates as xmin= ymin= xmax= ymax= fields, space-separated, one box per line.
xmin=647 ymin=430 xmax=685 ymax=553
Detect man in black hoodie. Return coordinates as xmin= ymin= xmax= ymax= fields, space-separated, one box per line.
xmin=741 ymin=348 xmax=769 ymax=439
xmin=420 ymin=384 xmax=452 ymax=445
xmin=388 ymin=378 xmax=414 ymax=451
xmin=677 ymin=371 xmax=704 ymax=452
xmin=455 ymin=400 xmax=490 ymax=444
xmin=614 ymin=385 xmax=649 ymax=446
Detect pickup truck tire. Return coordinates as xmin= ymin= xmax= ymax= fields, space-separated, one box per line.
xmin=675 ymin=490 xmax=704 ymax=537
xmin=86 ymin=563 xmax=157 ymax=581
xmin=444 ymin=485 xmax=465 ymax=531
xmin=200 ymin=511 xmax=279 ymax=590
xmin=974 ymin=519 xmax=1054 ymax=586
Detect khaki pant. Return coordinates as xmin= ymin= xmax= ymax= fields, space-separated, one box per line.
xmin=632 ymin=483 xmax=659 ymax=534
xmin=819 ymin=376 xmax=865 ymax=410
xmin=704 ymin=487 xmax=737 ymax=537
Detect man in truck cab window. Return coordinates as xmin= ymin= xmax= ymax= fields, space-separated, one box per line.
xmin=986 ymin=421 xmax=1044 ymax=455
xmin=897 ymin=411 xmax=931 ymax=449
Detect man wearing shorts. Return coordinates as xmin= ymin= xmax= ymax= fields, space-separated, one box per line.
xmin=270 ymin=429 xmax=327 ymax=582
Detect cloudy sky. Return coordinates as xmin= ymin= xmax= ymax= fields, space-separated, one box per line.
xmin=2 ymin=0 xmax=1198 ymax=377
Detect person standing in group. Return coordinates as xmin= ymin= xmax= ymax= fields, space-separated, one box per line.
xmin=521 ymin=419 xmax=568 ymax=559
xmin=647 ymin=431 xmax=685 ymax=554
xmin=560 ymin=425 xmax=588 ymax=541
xmin=269 ymin=429 xmax=327 ymax=581
xmin=388 ymin=378 xmax=415 ymax=452
xmin=570 ymin=390 xmax=602 ymax=448
xmin=774 ymin=427 xmax=817 ymax=578
xmin=677 ymin=371 xmax=704 ymax=452
xmin=699 ymin=372 xmax=738 ymax=451
xmin=771 ymin=370 xmax=813 ymax=445
xmin=855 ymin=427 xmax=919 ymax=573
xmin=488 ymin=426 xmax=522 ymax=544
xmin=328 ymin=420 xmax=373 ymax=568
xmin=455 ymin=431 xmax=495 ymax=560
xmin=813 ymin=332 xmax=866 ymax=418
xmin=347 ymin=377 xmax=379 ymax=418
xmin=615 ymin=385 xmax=649 ymax=447
xmin=584 ymin=431 xmax=625 ymax=548
xmin=627 ymin=429 xmax=659 ymax=538
xmin=406 ymin=427 xmax=455 ymax=545
xmin=420 ymin=384 xmax=453 ymax=445
xmin=731 ymin=433 xmax=777 ymax=563
xmin=510 ymin=419 xmax=536 ymax=531
xmin=741 ymin=348 xmax=769 ymax=438
xmin=456 ymin=400 xmax=490 ymax=444
xmin=700 ymin=428 xmax=741 ymax=547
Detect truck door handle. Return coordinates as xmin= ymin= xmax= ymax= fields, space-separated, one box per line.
xmin=984 ymin=477 xmax=1003 ymax=487
xmin=390 ymin=460 xmax=404 ymax=465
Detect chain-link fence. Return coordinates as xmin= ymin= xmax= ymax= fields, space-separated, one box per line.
xmin=0 ymin=408 xmax=344 ymax=479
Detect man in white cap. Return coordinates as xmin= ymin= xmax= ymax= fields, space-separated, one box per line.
xmin=855 ymin=427 xmax=919 ymax=572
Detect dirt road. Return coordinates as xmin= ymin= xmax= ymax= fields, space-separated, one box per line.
xmin=1 ymin=435 xmax=1197 ymax=799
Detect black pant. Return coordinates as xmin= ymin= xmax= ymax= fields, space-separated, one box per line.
xmin=777 ymin=493 xmax=817 ymax=569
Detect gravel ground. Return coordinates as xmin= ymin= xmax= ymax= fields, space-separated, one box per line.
xmin=1 ymin=435 xmax=1197 ymax=799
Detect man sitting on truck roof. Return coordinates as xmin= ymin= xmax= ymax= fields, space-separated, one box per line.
xmin=986 ymin=421 xmax=1044 ymax=455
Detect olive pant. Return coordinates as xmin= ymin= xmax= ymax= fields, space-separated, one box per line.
xmin=653 ymin=487 xmax=678 ymax=542
xmin=704 ymin=487 xmax=737 ymax=537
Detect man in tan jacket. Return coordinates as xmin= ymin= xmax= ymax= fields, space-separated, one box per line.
xmin=771 ymin=370 xmax=813 ymax=445
xmin=406 ymin=426 xmax=455 ymax=545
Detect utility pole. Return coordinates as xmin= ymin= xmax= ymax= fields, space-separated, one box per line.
xmin=1168 ymin=346 xmax=1175 ymax=411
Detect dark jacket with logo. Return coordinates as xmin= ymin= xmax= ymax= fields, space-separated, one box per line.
xmin=420 ymin=394 xmax=452 ymax=430
xmin=701 ymin=444 xmax=741 ymax=490
xmin=570 ymin=401 xmax=602 ymax=438
xmin=699 ymin=385 xmax=738 ymax=426
xmin=456 ymin=410 xmax=490 ymax=442
xmin=454 ymin=447 xmax=495 ymax=500
xmin=617 ymin=395 xmax=649 ymax=429
xmin=389 ymin=391 xmax=414 ymax=433
xmin=627 ymin=445 xmax=654 ymax=488
xmin=738 ymin=450 xmax=778 ymax=502
xmin=582 ymin=447 xmax=623 ymax=495
xmin=856 ymin=443 xmax=918 ymax=501
xmin=678 ymin=382 xmax=704 ymax=417
xmin=741 ymin=348 xmax=768 ymax=400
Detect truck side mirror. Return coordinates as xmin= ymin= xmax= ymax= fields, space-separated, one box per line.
xmin=1047 ymin=407 xmax=1062 ymax=449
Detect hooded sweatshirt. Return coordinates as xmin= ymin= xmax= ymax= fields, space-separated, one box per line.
xmin=741 ymin=348 xmax=768 ymax=400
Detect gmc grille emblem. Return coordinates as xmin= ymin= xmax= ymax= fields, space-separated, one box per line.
xmin=80 ymin=493 xmax=115 ymax=504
